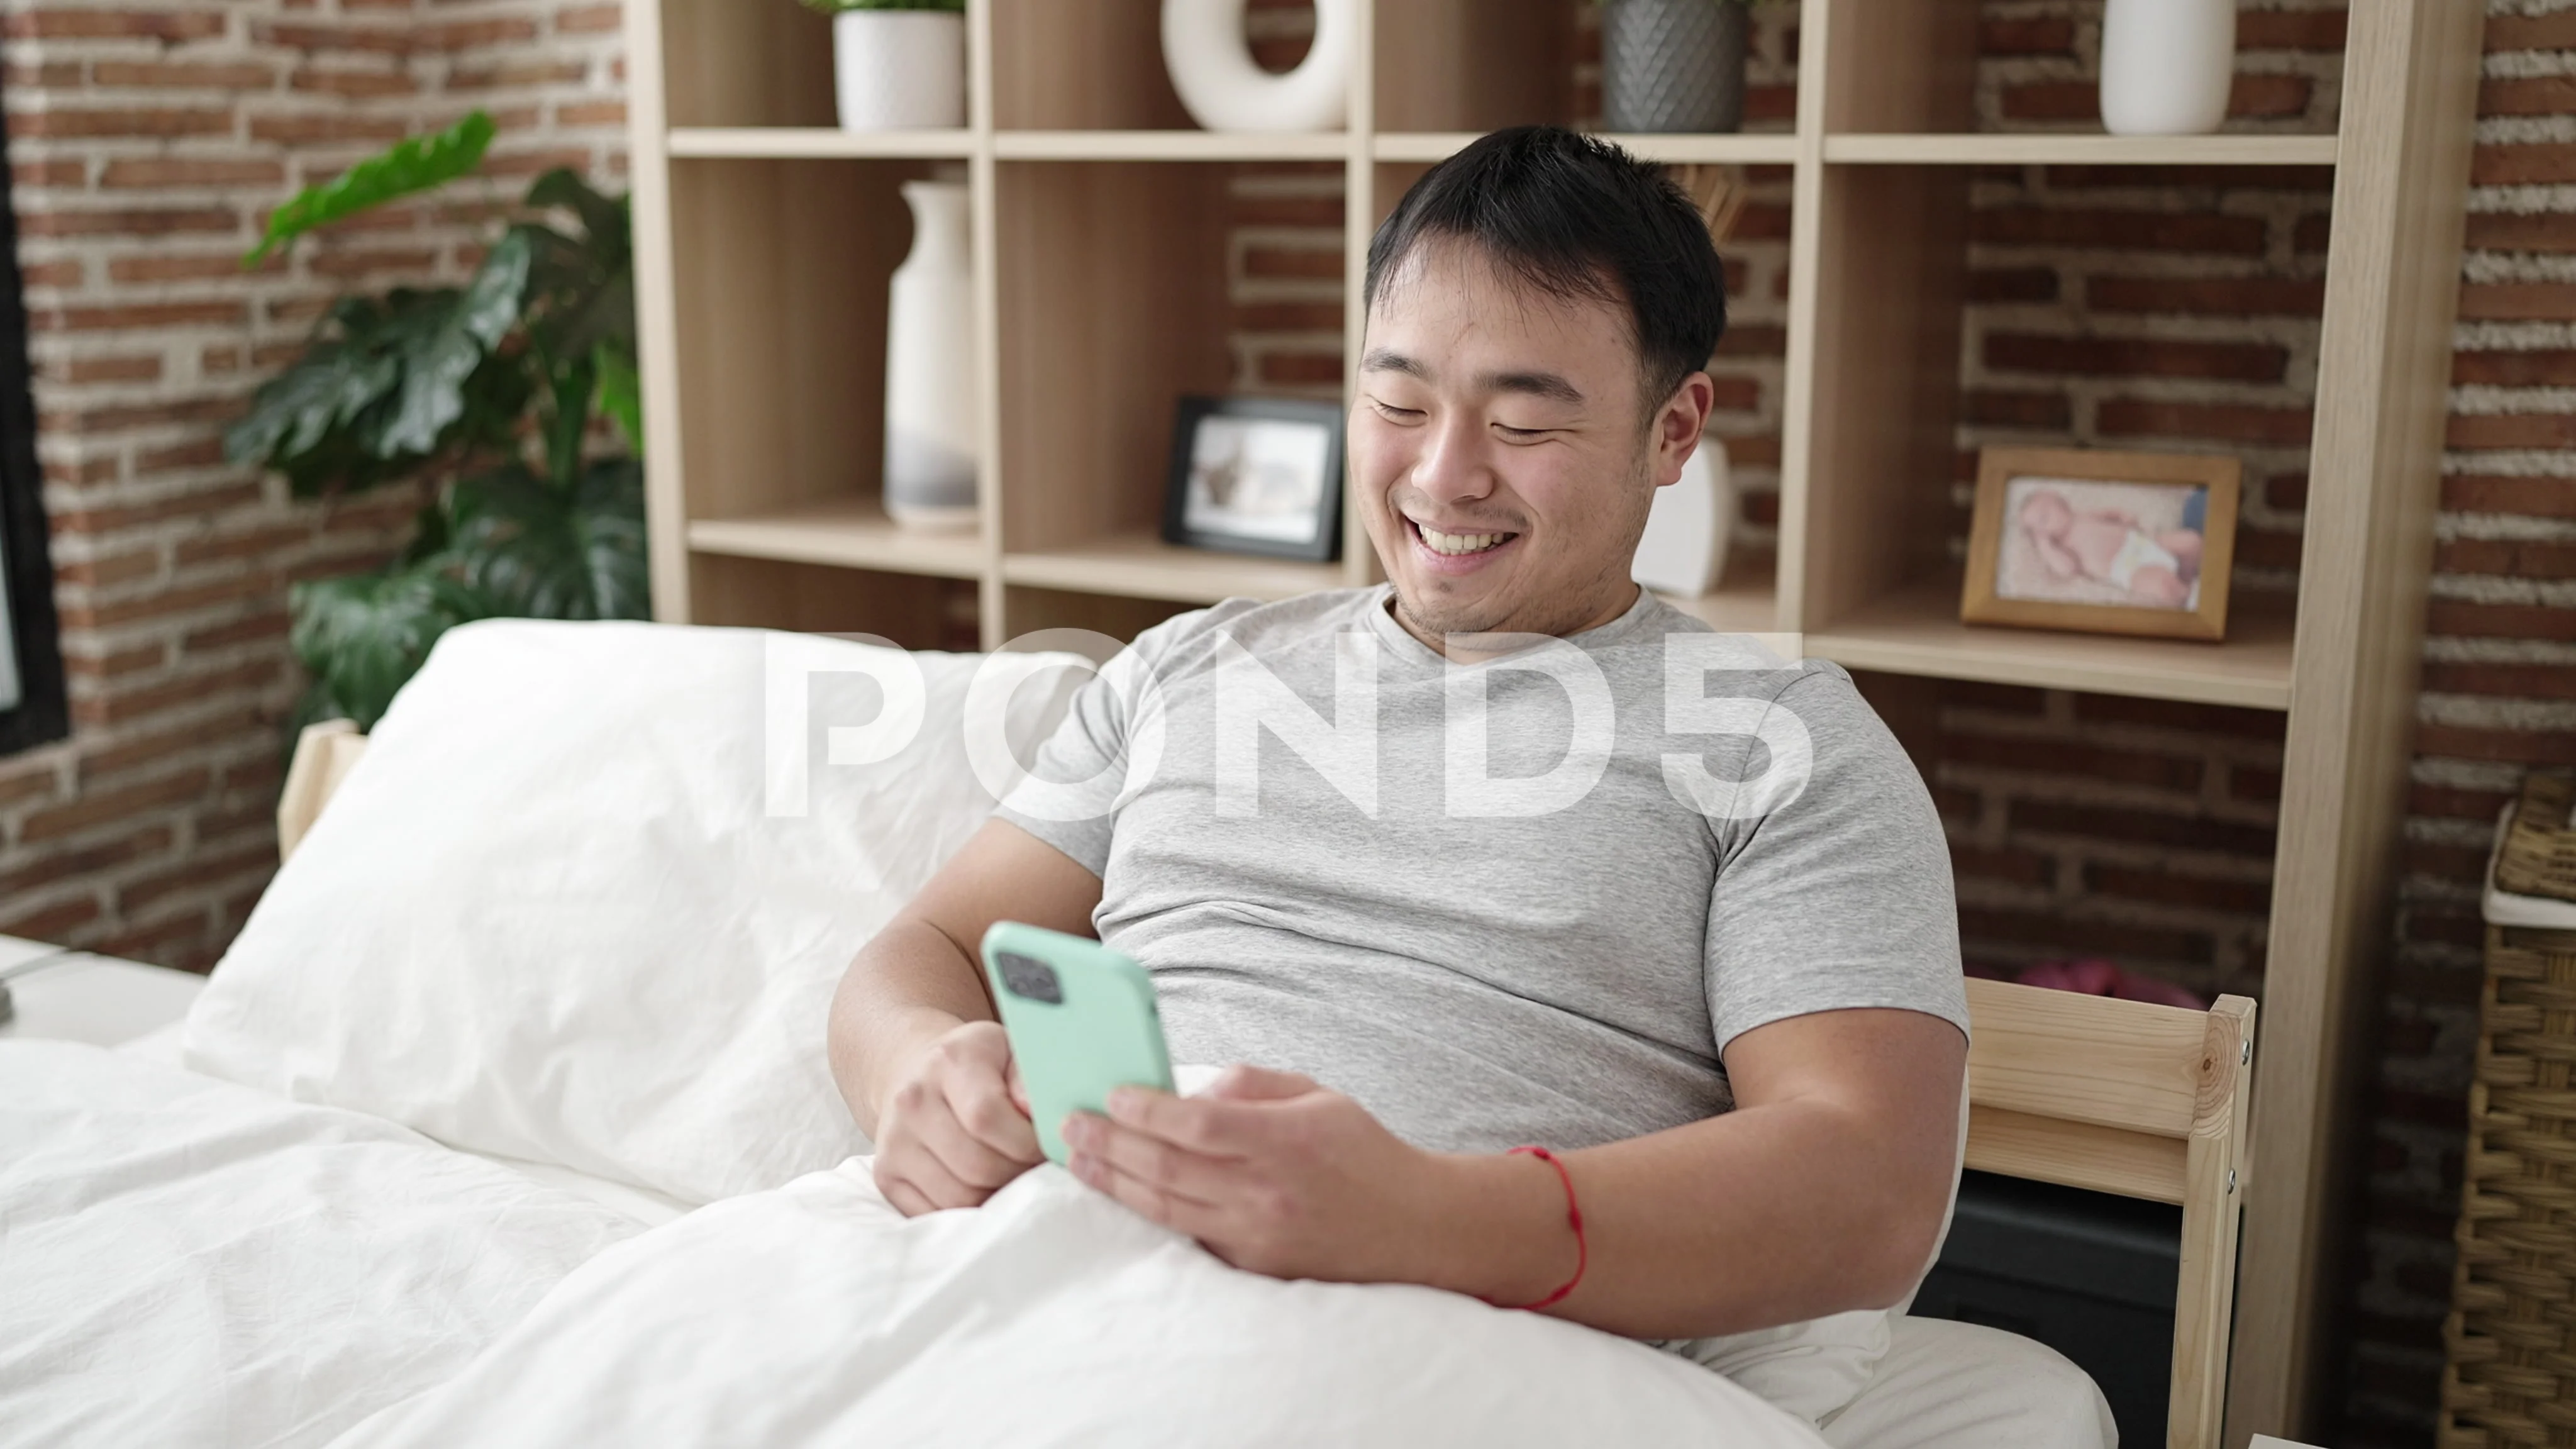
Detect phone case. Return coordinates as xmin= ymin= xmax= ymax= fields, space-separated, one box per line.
xmin=980 ymin=921 xmax=1175 ymax=1165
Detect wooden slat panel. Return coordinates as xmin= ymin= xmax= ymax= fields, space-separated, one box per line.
xmin=1966 ymin=977 xmax=2213 ymax=1138
xmin=1965 ymin=1103 xmax=2187 ymax=1204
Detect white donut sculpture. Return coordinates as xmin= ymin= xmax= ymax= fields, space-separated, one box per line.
xmin=1160 ymin=0 xmax=1353 ymax=134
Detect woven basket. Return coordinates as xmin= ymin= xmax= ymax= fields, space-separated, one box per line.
xmin=2497 ymin=772 xmax=2576 ymax=904
xmin=2442 ymin=921 xmax=2576 ymax=1446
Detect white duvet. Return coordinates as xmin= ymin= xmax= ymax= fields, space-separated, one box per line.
xmin=0 ymin=1042 xmax=640 ymax=1449
xmin=335 ymin=1158 xmax=1829 ymax=1449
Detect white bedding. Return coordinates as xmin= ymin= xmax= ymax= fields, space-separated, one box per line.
xmin=333 ymin=1158 xmax=1831 ymax=1449
xmin=0 ymin=1042 xmax=643 ymax=1448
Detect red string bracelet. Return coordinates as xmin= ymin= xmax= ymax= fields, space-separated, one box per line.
xmin=1487 ymin=1145 xmax=1586 ymax=1312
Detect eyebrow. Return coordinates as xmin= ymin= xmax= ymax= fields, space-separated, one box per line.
xmin=1360 ymin=348 xmax=1586 ymax=406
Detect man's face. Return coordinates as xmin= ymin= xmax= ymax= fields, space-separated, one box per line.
xmin=1351 ymin=241 xmax=1710 ymax=648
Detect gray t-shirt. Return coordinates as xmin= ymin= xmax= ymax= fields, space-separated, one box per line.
xmin=997 ymin=585 xmax=1965 ymax=1155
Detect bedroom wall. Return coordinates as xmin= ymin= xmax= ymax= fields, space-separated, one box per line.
xmin=0 ymin=0 xmax=625 ymax=968
xmin=0 ymin=0 xmax=2567 ymax=1442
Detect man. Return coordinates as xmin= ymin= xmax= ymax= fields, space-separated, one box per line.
xmin=828 ymin=127 xmax=1967 ymax=1373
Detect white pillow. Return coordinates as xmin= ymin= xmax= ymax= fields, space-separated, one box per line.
xmin=185 ymin=619 xmax=1093 ymax=1206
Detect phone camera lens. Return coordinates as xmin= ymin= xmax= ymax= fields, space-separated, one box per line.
xmin=996 ymin=952 xmax=1063 ymax=1005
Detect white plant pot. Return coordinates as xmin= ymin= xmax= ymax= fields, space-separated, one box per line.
xmin=834 ymin=10 xmax=965 ymax=132
xmin=884 ymin=179 xmax=978 ymax=530
xmin=1160 ymin=0 xmax=1353 ymax=133
xmin=1631 ymin=437 xmax=1733 ymax=598
xmin=2099 ymin=0 xmax=2236 ymax=137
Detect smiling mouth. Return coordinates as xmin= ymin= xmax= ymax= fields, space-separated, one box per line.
xmin=1409 ymin=518 xmax=1521 ymax=557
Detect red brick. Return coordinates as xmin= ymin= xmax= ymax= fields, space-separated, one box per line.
xmin=2084 ymin=865 xmax=2272 ymax=915
xmin=2457 ymin=283 xmax=2576 ymax=321
xmin=1984 ymin=333 xmax=2288 ymax=383
xmin=2479 ymin=77 xmax=2576 ymax=118
xmin=253 ymin=20 xmax=411 ymax=53
xmin=2096 ymin=400 xmax=2314 ymax=447
xmin=2228 ymin=74 xmax=2314 ymax=119
xmin=2426 ymin=599 xmax=2576 ymax=643
xmin=19 ymin=208 xmax=238 ymax=240
xmin=2443 ymin=474 xmax=2576 ymax=519
xmin=2072 ymin=694 xmax=2286 ymax=739
xmin=2232 ymin=765 xmax=2283 ymax=804
xmin=1957 ymin=906 xmax=2216 ymax=965
xmin=106 ymin=254 xmax=264 ymax=284
xmin=1968 ymin=267 xmax=2058 ymax=303
xmin=2239 ymin=9 xmax=2348 ymax=50
xmin=4 ymin=9 xmax=226 ymax=41
xmin=58 ymin=354 xmax=163 ymax=385
xmin=2007 ymin=798 xmax=2277 ymax=855
xmin=8 ymin=107 xmax=231 ymax=140
xmin=2465 ymin=213 xmax=2576 ymax=255
xmin=118 ymin=839 xmax=279 ymax=915
xmin=1713 ymin=324 xmax=1785 ymax=358
xmin=13 ymin=158 xmax=86 ymax=189
xmin=0 ymin=896 xmax=104 ymax=943
xmin=2489 ymin=12 xmax=2576 ymax=52
xmin=75 ymin=660 xmax=280 ymax=730
xmin=307 ymin=246 xmax=440 ymax=280
xmin=1979 ymin=18 xmax=2074 ymax=55
xmin=2447 ymin=413 xmax=2576 ymax=452
xmin=1245 ymin=246 xmax=1343 ymax=280
xmin=100 ymin=157 xmax=288 ymax=190
xmin=448 ymin=59 xmax=587 ymax=90
xmin=53 ymin=570 xmax=274 ymax=632
xmin=2033 ymin=165 xmax=2334 ymax=192
xmin=2085 ymin=276 xmax=2326 ymax=316
xmin=0 ymin=827 xmax=174 ymax=900
xmin=291 ymin=67 xmax=419 ymax=99
xmin=1999 ymin=82 xmax=2098 ymax=123
xmin=248 ymin=113 xmax=411 ymax=145
xmin=2418 ymin=662 xmax=2576 ymax=701
xmin=1703 ymin=375 xmax=1761 ymax=412
xmin=133 ymin=436 xmax=227 ymax=475
xmin=91 ymin=61 xmax=279 ymax=91
xmin=1946 ymin=732 xmax=2205 ymax=791
xmin=1233 ymin=301 xmax=1343 ymax=332
xmin=2436 ymin=538 xmax=2576 ymax=579
xmin=2232 ymin=528 xmax=2303 ymax=570
xmin=1973 ymin=208 xmax=2268 ymax=256
xmin=182 ymin=610 xmax=289 ymax=653
xmin=2473 ymin=144 xmax=2576 ymax=187
xmin=1255 ymin=352 xmax=1344 ymax=386
xmin=2413 ymin=725 xmax=2576 ymax=768
xmin=554 ymin=6 xmax=621 ymax=36
xmin=2267 ymin=472 xmax=2308 ymax=511
xmin=555 ymin=101 xmax=625 ymax=128
xmin=42 ymin=299 xmax=247 ymax=334
xmin=175 ymin=523 xmax=312 ymax=567
xmin=1950 ymin=844 xmax=2053 ymax=887
xmin=61 ymin=643 xmax=164 ymax=680
xmin=18 ymin=767 xmax=212 ymax=843
xmin=1229 ymin=194 xmax=1342 ymax=228
xmin=2292 ymin=213 xmax=2332 ymax=254
xmin=1965 ymin=389 xmax=2072 ymax=430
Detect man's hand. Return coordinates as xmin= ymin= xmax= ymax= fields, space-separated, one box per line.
xmin=871 ymin=1020 xmax=1045 ymax=1216
xmin=1060 ymin=1065 xmax=1537 ymax=1290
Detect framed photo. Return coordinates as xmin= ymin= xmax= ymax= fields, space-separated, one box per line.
xmin=1962 ymin=447 xmax=2241 ymax=642
xmin=1162 ymin=396 xmax=1344 ymax=564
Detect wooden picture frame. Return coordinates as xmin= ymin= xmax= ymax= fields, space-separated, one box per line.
xmin=1962 ymin=447 xmax=2241 ymax=643
xmin=1162 ymin=395 xmax=1345 ymax=564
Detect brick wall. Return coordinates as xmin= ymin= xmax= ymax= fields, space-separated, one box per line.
xmin=0 ymin=0 xmax=624 ymax=969
xmin=2 ymin=1 xmax=2567 ymax=1442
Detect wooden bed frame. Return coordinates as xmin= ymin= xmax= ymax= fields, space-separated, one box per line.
xmin=277 ymin=721 xmax=2256 ymax=1449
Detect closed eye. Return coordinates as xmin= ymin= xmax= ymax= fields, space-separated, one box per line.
xmin=1494 ymin=424 xmax=1554 ymax=443
xmin=1367 ymin=397 xmax=1424 ymax=424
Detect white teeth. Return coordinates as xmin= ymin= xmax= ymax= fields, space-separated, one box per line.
xmin=1416 ymin=524 xmax=1510 ymax=555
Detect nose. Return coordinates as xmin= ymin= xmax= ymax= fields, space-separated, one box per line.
xmin=1408 ymin=409 xmax=1496 ymax=508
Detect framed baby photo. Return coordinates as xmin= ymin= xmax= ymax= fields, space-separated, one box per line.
xmin=1162 ymin=395 xmax=1345 ymax=564
xmin=1961 ymin=447 xmax=2241 ymax=642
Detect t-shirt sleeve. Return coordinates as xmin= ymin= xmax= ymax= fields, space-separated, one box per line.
xmin=1702 ymin=667 xmax=1969 ymax=1052
xmin=994 ymin=606 xmax=1211 ymax=878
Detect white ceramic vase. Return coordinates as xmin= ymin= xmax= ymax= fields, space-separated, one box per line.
xmin=1160 ymin=0 xmax=1353 ymax=133
xmin=1631 ymin=438 xmax=1733 ymax=597
xmin=833 ymin=10 xmax=965 ymax=132
xmin=2099 ymin=0 xmax=2236 ymax=137
xmin=883 ymin=180 xmax=978 ymax=530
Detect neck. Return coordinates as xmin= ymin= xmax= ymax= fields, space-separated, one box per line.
xmin=1387 ymin=580 xmax=1644 ymax=663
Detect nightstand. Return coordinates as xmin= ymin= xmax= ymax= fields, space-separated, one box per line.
xmin=0 ymin=933 xmax=204 ymax=1046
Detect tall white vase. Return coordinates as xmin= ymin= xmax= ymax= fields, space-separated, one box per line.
xmin=883 ymin=180 xmax=978 ymax=531
xmin=2099 ymin=0 xmax=2236 ymax=137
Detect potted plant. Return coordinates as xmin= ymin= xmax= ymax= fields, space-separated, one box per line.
xmin=1597 ymin=0 xmax=1784 ymax=135
xmin=801 ymin=0 xmax=967 ymax=132
xmin=226 ymin=111 xmax=646 ymax=735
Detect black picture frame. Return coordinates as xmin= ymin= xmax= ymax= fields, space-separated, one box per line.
xmin=1161 ymin=395 xmax=1344 ymax=564
xmin=0 ymin=76 xmax=65 ymax=759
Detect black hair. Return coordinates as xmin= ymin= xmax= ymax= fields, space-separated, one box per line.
xmin=1363 ymin=125 xmax=1727 ymax=411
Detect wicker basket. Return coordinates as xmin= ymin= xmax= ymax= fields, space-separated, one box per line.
xmin=2442 ymin=921 xmax=2576 ymax=1446
xmin=2497 ymin=772 xmax=2576 ymax=904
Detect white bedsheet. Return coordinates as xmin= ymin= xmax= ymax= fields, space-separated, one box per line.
xmin=0 ymin=1042 xmax=642 ymax=1449
xmin=334 ymin=1158 xmax=1832 ymax=1449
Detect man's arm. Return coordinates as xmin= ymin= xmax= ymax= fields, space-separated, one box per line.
xmin=1063 ymin=1005 xmax=1964 ymax=1340
xmin=828 ymin=816 xmax=1104 ymax=1213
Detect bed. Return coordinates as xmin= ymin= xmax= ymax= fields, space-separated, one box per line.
xmin=1 ymin=618 xmax=2246 ymax=1448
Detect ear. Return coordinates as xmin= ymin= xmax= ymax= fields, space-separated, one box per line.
xmin=1648 ymin=371 xmax=1718 ymax=490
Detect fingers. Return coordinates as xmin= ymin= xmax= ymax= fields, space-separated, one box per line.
xmin=911 ymin=1094 xmax=1032 ymax=1191
xmin=953 ymin=1070 xmax=1043 ymax=1166
xmin=875 ymin=1148 xmax=979 ymax=1216
xmin=1070 ymin=1141 xmax=1224 ymax=1240
xmin=1065 ymin=1111 xmax=1232 ymax=1204
xmin=1106 ymin=1085 xmax=1257 ymax=1155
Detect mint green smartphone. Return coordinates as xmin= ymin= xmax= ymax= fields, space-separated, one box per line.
xmin=980 ymin=921 xmax=1175 ymax=1165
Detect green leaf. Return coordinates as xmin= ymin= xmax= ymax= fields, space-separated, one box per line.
xmin=525 ymin=169 xmax=629 ymax=261
xmin=288 ymin=558 xmax=494 ymax=730
xmin=444 ymin=458 xmax=650 ymax=621
xmin=379 ymin=229 xmax=534 ymax=457
xmin=594 ymin=340 xmax=643 ymax=457
xmin=246 ymin=111 xmax=496 ymax=268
